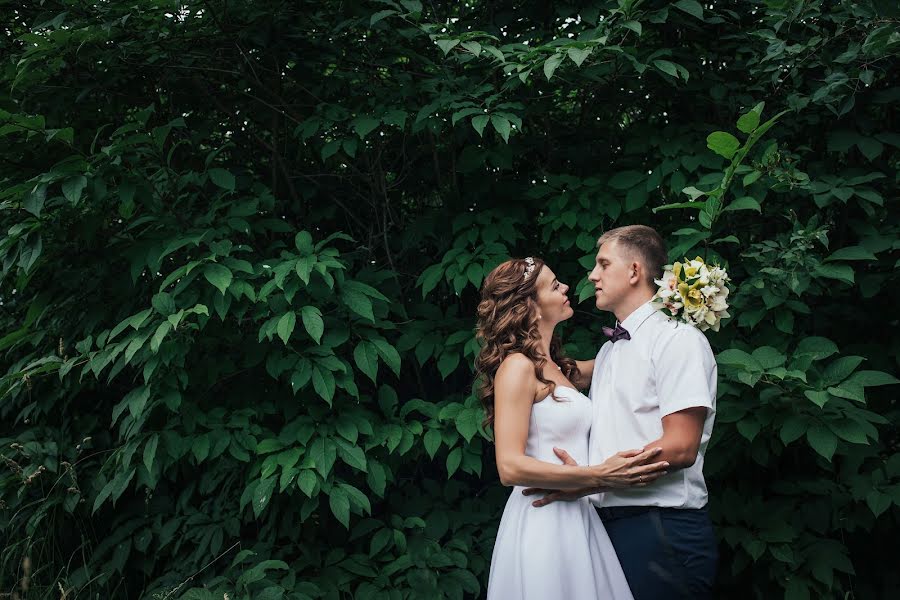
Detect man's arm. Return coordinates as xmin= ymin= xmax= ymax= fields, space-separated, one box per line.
xmin=643 ymin=407 xmax=707 ymax=469
xmin=525 ymin=407 xmax=706 ymax=506
xmin=649 ymin=325 xmax=716 ymax=469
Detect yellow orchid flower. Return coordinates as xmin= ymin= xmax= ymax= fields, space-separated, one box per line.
xmin=678 ymin=284 xmax=703 ymax=309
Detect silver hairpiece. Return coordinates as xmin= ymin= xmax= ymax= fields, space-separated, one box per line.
xmin=523 ymin=257 xmax=536 ymax=281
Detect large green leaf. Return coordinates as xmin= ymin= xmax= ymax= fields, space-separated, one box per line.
xmin=471 ymin=114 xmax=490 ymax=136
xmin=23 ymin=184 xmax=46 ymax=216
xmin=352 ymin=117 xmax=380 ymax=139
xmin=723 ymin=196 xmax=761 ymax=212
xmin=354 ymin=341 xmax=379 ymax=383
xmin=707 ymin=131 xmax=741 ymax=159
xmin=446 ymin=447 xmax=462 ymax=478
xmin=372 ymin=339 xmax=401 ymax=376
xmin=312 ymin=367 xmax=335 ymax=405
xmin=608 ymin=170 xmax=643 ymax=190
xmin=807 ymin=426 xmax=838 ymax=461
xmin=339 ymin=482 xmax=372 ymax=514
xmin=456 ymin=408 xmax=480 ymax=442
xmin=436 ymin=39 xmax=459 ymax=55
xmin=369 ymin=9 xmax=396 ymax=27
xmin=208 ymin=168 xmax=235 ymax=191
xmin=62 ymin=175 xmax=87 ymax=205
xmin=490 ymin=115 xmax=511 ymax=143
xmin=736 ymin=102 xmax=764 ymax=133
xmin=301 ymin=305 xmax=324 ymax=343
xmin=203 ymin=263 xmax=233 ymax=295
xmin=567 ymin=47 xmax=592 ymax=67
xmin=653 ymin=59 xmax=680 ymax=79
xmin=814 ymin=263 xmax=855 ymax=284
xmin=342 ymin=288 xmax=374 ymax=322
xmin=846 ymin=370 xmax=900 ymax=388
xmin=543 ymin=54 xmax=563 ymax=80
xmin=143 ymin=434 xmax=159 ymax=474
xmin=276 ymin=311 xmax=296 ymax=345
xmin=794 ymin=337 xmax=839 ymax=361
xmin=252 ymin=477 xmax=276 ymax=517
xmin=780 ymin=416 xmax=809 ymax=445
xmin=674 ymin=0 xmax=704 ymax=19
xmin=329 ymin=485 xmax=351 ymax=528
xmin=337 ymin=439 xmax=367 ymax=472
xmin=824 ymin=246 xmax=877 ymax=262
xmin=424 ymin=429 xmax=441 ymax=459
xmin=297 ymin=470 xmax=316 ymax=497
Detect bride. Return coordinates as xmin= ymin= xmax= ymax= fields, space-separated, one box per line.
xmin=475 ymin=256 xmax=669 ymax=599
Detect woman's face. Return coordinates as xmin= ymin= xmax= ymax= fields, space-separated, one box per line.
xmin=534 ymin=265 xmax=573 ymax=324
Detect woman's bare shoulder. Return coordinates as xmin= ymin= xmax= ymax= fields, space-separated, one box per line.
xmin=497 ymin=352 xmax=535 ymax=377
xmin=496 ymin=353 xmax=539 ymax=389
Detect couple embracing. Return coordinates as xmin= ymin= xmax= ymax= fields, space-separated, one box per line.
xmin=475 ymin=225 xmax=718 ymax=599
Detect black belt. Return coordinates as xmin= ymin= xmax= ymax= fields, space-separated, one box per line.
xmin=595 ymin=505 xmax=659 ymax=521
xmin=596 ymin=504 xmax=709 ymax=522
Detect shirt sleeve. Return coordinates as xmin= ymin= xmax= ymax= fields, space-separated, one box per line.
xmin=653 ymin=325 xmax=717 ymax=417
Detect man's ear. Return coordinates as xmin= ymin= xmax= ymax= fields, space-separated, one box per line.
xmin=629 ymin=261 xmax=642 ymax=285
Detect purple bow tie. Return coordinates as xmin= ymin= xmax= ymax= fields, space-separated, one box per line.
xmin=602 ymin=324 xmax=631 ymax=343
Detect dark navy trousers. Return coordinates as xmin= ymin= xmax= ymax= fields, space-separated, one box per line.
xmin=597 ymin=505 xmax=718 ymax=600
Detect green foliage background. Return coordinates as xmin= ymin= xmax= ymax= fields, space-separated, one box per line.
xmin=1 ymin=0 xmax=899 ymax=598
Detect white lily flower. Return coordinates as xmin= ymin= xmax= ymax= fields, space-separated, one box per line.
xmin=685 ymin=301 xmax=703 ymax=315
xmin=655 ymin=271 xmax=678 ymax=289
xmin=710 ymin=295 xmax=729 ymax=311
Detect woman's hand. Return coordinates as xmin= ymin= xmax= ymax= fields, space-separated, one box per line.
xmin=590 ymin=446 xmax=669 ymax=488
xmin=522 ymin=447 xmax=669 ymax=507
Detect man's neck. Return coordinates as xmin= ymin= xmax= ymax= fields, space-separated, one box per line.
xmin=614 ymin=290 xmax=656 ymax=324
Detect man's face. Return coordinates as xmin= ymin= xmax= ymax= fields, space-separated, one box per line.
xmin=588 ymin=240 xmax=634 ymax=312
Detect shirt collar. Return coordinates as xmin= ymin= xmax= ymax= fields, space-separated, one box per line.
xmin=618 ymin=300 xmax=657 ymax=335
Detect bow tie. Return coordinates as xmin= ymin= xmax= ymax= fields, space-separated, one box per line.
xmin=602 ymin=324 xmax=631 ymax=343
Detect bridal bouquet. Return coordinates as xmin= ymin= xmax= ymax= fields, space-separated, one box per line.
xmin=652 ymin=257 xmax=731 ymax=332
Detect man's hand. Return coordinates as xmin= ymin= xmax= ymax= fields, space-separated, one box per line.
xmin=521 ymin=447 xmax=667 ymax=508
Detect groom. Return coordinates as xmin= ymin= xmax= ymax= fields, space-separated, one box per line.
xmin=525 ymin=224 xmax=718 ymax=599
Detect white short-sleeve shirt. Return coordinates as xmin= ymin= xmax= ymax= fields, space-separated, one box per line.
xmin=588 ymin=300 xmax=717 ymax=509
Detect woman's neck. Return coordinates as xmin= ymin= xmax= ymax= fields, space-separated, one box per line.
xmin=537 ymin=319 xmax=555 ymax=359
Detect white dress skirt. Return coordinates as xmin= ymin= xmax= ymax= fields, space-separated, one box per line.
xmin=486 ymin=386 xmax=634 ymax=600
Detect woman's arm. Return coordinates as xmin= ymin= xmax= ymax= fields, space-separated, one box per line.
xmin=493 ymin=354 xmax=666 ymax=489
xmin=574 ymin=358 xmax=595 ymax=388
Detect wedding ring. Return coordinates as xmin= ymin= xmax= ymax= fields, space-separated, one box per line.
xmin=639 ymin=475 xmax=644 ymax=483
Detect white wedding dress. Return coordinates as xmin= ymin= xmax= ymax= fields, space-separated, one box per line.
xmin=486 ymin=386 xmax=634 ymax=600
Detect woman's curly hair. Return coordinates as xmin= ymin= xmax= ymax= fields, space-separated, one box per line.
xmin=474 ymin=257 xmax=579 ymax=427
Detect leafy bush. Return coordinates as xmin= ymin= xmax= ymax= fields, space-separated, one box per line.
xmin=1 ymin=1 xmax=898 ymax=598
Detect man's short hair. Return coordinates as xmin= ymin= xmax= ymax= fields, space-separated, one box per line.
xmin=596 ymin=225 xmax=668 ymax=286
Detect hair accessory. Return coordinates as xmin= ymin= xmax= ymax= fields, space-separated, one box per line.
xmin=523 ymin=257 xmax=536 ymax=281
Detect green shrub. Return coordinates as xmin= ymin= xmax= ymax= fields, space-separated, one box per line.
xmin=1 ymin=1 xmax=897 ymax=598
